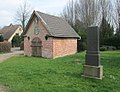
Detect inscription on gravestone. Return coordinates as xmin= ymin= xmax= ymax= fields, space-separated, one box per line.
xmin=82 ymin=26 xmax=103 ymax=79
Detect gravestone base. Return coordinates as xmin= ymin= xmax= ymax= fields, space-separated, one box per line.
xmin=82 ymin=65 xmax=103 ymax=79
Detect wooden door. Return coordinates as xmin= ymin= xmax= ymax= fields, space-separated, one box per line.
xmin=31 ymin=37 xmax=42 ymax=57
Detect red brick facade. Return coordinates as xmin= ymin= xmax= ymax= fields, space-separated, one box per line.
xmin=53 ymin=38 xmax=77 ymax=58
xmin=24 ymin=14 xmax=78 ymax=58
xmin=24 ymin=16 xmax=53 ymax=58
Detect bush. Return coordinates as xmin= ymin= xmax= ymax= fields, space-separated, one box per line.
xmin=100 ymin=46 xmax=107 ymax=51
xmin=100 ymin=46 xmax=116 ymax=51
xmin=12 ymin=34 xmax=21 ymax=47
xmin=103 ymin=34 xmax=120 ymax=50
xmin=20 ymin=41 xmax=24 ymax=50
xmin=77 ymin=40 xmax=87 ymax=52
xmin=0 ymin=35 xmax=4 ymax=42
xmin=0 ymin=41 xmax=11 ymax=53
xmin=77 ymin=29 xmax=87 ymax=52
xmin=106 ymin=46 xmax=116 ymax=50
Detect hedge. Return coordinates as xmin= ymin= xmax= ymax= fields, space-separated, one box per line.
xmin=0 ymin=35 xmax=4 ymax=42
xmin=0 ymin=41 xmax=11 ymax=53
xmin=100 ymin=46 xmax=107 ymax=51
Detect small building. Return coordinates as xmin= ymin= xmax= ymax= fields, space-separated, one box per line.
xmin=24 ymin=11 xmax=80 ymax=58
xmin=0 ymin=24 xmax=23 ymax=43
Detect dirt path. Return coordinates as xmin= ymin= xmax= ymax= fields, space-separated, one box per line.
xmin=0 ymin=47 xmax=24 ymax=63
xmin=0 ymin=85 xmax=9 ymax=92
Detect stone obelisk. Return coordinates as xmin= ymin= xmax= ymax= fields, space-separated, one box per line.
xmin=82 ymin=26 xmax=103 ymax=79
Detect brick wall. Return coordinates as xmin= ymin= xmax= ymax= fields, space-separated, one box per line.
xmin=42 ymin=37 xmax=53 ymax=58
xmin=24 ymin=37 xmax=32 ymax=56
xmin=24 ymin=16 xmax=53 ymax=58
xmin=53 ymin=38 xmax=77 ymax=58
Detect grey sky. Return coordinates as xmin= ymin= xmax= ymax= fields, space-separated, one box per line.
xmin=0 ymin=0 xmax=69 ymax=27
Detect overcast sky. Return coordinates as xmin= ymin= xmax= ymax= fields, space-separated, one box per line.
xmin=0 ymin=0 xmax=69 ymax=27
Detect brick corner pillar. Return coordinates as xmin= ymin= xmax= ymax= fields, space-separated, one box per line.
xmin=82 ymin=26 xmax=103 ymax=80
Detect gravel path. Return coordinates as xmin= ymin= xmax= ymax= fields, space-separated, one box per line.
xmin=0 ymin=48 xmax=24 ymax=63
xmin=0 ymin=48 xmax=24 ymax=92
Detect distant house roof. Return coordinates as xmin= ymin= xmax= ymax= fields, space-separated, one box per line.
xmin=25 ymin=11 xmax=80 ymax=38
xmin=0 ymin=24 xmax=21 ymax=40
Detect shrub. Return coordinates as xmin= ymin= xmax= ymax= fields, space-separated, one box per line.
xmin=0 ymin=41 xmax=11 ymax=53
xmin=103 ymin=34 xmax=120 ymax=50
xmin=77 ymin=29 xmax=87 ymax=52
xmin=77 ymin=40 xmax=87 ymax=52
xmin=100 ymin=46 xmax=107 ymax=51
xmin=106 ymin=46 xmax=116 ymax=50
xmin=12 ymin=34 xmax=21 ymax=47
xmin=0 ymin=35 xmax=4 ymax=42
xmin=20 ymin=41 xmax=24 ymax=50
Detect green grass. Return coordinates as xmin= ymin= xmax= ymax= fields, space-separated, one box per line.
xmin=0 ymin=51 xmax=120 ymax=92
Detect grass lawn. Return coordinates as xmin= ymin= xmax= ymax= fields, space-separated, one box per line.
xmin=0 ymin=51 xmax=120 ymax=92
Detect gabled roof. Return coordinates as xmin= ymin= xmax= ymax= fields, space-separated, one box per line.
xmin=25 ymin=11 xmax=80 ymax=38
xmin=0 ymin=24 xmax=21 ymax=40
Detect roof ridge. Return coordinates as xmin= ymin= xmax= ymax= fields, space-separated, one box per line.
xmin=2 ymin=24 xmax=21 ymax=28
xmin=36 ymin=11 xmax=61 ymax=19
xmin=35 ymin=11 xmax=53 ymax=36
xmin=25 ymin=10 xmax=80 ymax=38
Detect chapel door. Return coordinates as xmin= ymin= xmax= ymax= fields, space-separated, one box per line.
xmin=31 ymin=37 xmax=42 ymax=57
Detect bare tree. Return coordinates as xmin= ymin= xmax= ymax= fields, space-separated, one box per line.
xmin=99 ymin=0 xmax=115 ymax=26
xmin=61 ymin=0 xmax=116 ymax=29
xmin=61 ymin=0 xmax=75 ymax=27
xmin=61 ymin=0 xmax=100 ymax=28
xmin=115 ymin=0 xmax=120 ymax=33
xmin=99 ymin=0 xmax=108 ymax=18
xmin=14 ymin=0 xmax=32 ymax=32
xmin=75 ymin=0 xmax=100 ymax=27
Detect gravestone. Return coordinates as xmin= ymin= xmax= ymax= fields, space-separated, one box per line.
xmin=82 ymin=26 xmax=103 ymax=79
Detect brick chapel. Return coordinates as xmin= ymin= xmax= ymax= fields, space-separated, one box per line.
xmin=24 ymin=10 xmax=80 ymax=58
